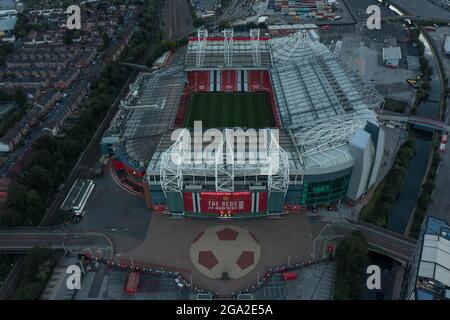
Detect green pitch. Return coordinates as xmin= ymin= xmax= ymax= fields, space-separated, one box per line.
xmin=183 ymin=92 xmax=274 ymax=128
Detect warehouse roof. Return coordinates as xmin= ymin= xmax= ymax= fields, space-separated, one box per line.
xmin=382 ymin=46 xmax=402 ymax=61
xmin=0 ymin=15 xmax=15 ymax=31
xmin=414 ymin=216 xmax=450 ymax=300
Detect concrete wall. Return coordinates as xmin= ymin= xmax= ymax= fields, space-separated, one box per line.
xmin=347 ymin=128 xmax=374 ymax=200
xmin=368 ymin=127 xmax=386 ymax=188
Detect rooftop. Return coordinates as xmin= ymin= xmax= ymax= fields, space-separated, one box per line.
xmin=185 ymin=30 xmax=272 ymax=70
xmin=270 ymin=32 xmax=382 ymax=170
xmin=103 ymin=64 xmax=185 ymax=169
xmin=382 ymin=46 xmax=402 ymax=61
xmin=415 ymin=216 xmax=450 ymax=300
xmin=0 ymin=15 xmax=16 ymax=32
xmin=61 ymin=179 xmax=94 ymax=211
xmin=267 ymin=24 xmax=318 ymax=31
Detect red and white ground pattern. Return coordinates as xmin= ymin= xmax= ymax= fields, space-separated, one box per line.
xmin=190 ymin=225 xmax=261 ymax=279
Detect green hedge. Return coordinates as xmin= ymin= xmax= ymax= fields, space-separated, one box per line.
xmin=384 ymin=98 xmax=408 ymax=113
xmin=361 ymin=135 xmax=416 ymax=227
xmin=409 ymin=145 xmax=441 ymax=238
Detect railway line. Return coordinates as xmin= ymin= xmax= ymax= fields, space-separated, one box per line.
xmin=163 ymin=0 xmax=193 ymax=41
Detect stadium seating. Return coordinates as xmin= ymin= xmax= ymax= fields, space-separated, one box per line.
xmin=187 ymin=71 xmax=210 ymax=92
xmin=221 ymin=70 xmax=237 ymax=92
xmin=248 ymin=70 xmax=281 ymax=127
xmin=248 ymin=70 xmax=272 ymax=91
xmin=174 ymin=86 xmax=191 ymax=127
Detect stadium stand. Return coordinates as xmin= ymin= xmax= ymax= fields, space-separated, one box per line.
xmin=187 ymin=71 xmax=210 ymax=92
xmin=174 ymin=86 xmax=192 ymax=127
xmin=248 ymin=70 xmax=281 ymax=127
xmin=221 ymin=70 xmax=237 ymax=92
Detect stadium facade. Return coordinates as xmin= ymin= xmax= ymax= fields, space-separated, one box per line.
xmin=101 ymin=28 xmax=385 ymax=218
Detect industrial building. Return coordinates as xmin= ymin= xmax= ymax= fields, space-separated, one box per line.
xmin=267 ymin=0 xmax=336 ymax=20
xmin=0 ymin=8 xmax=17 ymax=40
xmin=402 ymin=216 xmax=450 ymax=300
xmin=102 ymin=28 xmax=385 ymax=218
xmin=383 ymin=46 xmax=402 ymax=68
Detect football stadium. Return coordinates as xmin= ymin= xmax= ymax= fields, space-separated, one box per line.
xmin=101 ymin=27 xmax=385 ymax=218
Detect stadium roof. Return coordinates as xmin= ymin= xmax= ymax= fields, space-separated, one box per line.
xmin=270 ymin=31 xmax=383 ymax=170
xmin=185 ymin=29 xmax=272 ymax=70
xmin=145 ymin=30 xmax=384 ymax=191
xmin=103 ymin=64 xmax=185 ymax=169
xmin=108 ymin=28 xmax=386 ymax=193
xmin=147 ymin=128 xmax=290 ymax=194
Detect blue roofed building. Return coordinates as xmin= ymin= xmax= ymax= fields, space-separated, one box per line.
xmin=402 ymin=216 xmax=450 ymax=300
xmin=0 ymin=7 xmax=17 ymax=40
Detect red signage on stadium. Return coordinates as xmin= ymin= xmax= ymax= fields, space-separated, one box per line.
xmin=200 ymin=192 xmax=252 ymax=214
xmin=183 ymin=192 xmax=267 ymax=214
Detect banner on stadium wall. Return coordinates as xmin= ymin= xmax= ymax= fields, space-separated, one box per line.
xmin=183 ymin=191 xmax=267 ymax=214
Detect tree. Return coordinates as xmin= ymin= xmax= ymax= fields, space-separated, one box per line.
xmin=12 ymin=248 xmax=56 ymax=299
xmin=0 ymin=254 xmax=13 ymax=281
xmin=21 ymin=248 xmax=55 ymax=284
xmin=422 ymin=181 xmax=434 ymax=195
xmin=63 ymin=30 xmax=73 ymax=45
xmin=193 ymin=17 xmax=205 ymax=27
xmin=376 ymin=201 xmax=392 ymax=219
xmin=32 ymin=135 xmax=58 ymax=152
xmin=417 ymin=193 xmax=431 ymax=211
xmin=14 ymin=88 xmax=27 ymax=108
xmin=25 ymin=189 xmax=42 ymax=224
xmin=219 ymin=20 xmax=231 ymax=29
xmin=334 ymin=231 xmax=369 ymax=300
xmin=7 ymin=184 xmax=28 ymax=213
xmin=0 ymin=208 xmax=24 ymax=226
xmin=13 ymin=14 xmax=31 ymax=38
xmin=22 ymin=166 xmax=53 ymax=195
xmin=13 ymin=282 xmax=42 ymax=300
xmin=0 ymin=42 xmax=13 ymax=54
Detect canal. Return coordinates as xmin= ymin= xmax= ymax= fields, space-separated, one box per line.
xmin=380 ymin=2 xmax=442 ymax=235
xmin=360 ymin=1 xmax=443 ymax=300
